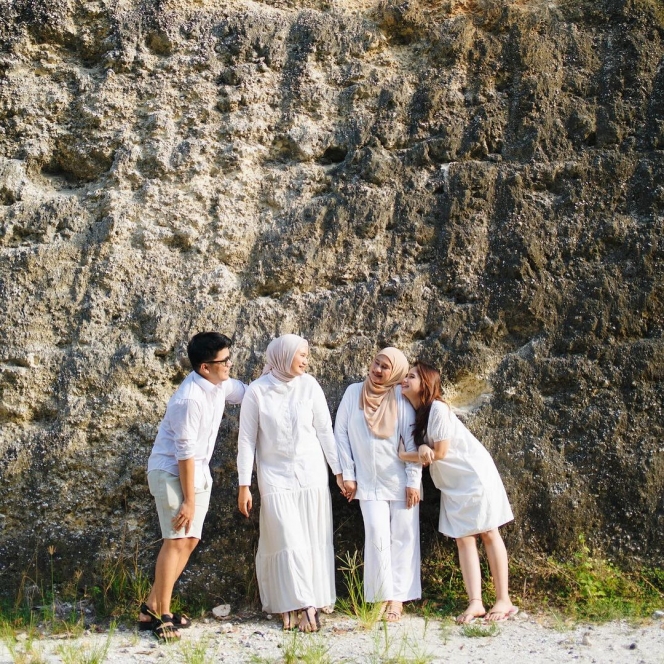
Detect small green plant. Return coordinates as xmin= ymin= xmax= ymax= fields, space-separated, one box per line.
xmin=336 ymin=551 xmax=385 ymax=630
xmin=56 ymin=623 xmax=115 ymax=664
xmin=460 ymin=621 xmax=499 ymax=638
xmin=537 ymin=534 xmax=662 ymax=622
xmin=91 ymin=541 xmax=153 ymax=621
xmin=279 ymin=630 xmax=331 ymax=664
xmin=178 ymin=635 xmax=213 ymax=664
xmin=0 ymin=622 xmax=45 ymax=664
xmin=369 ymin=621 xmax=433 ymax=664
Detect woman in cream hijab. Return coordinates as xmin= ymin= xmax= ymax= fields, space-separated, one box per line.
xmin=334 ymin=348 xmax=422 ymax=622
xmin=237 ymin=334 xmax=344 ymax=632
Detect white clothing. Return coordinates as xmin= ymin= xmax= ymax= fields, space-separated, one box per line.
xmin=237 ymin=373 xmax=342 ymax=490
xmin=237 ymin=372 xmax=341 ymax=613
xmin=148 ymin=372 xmax=246 ymax=490
xmin=335 ymin=382 xmax=422 ymax=602
xmin=257 ymin=485 xmax=335 ymax=612
xmin=426 ymin=401 xmax=514 ymax=538
xmin=360 ymin=500 xmax=421 ymax=602
xmin=335 ymin=383 xmax=422 ymax=499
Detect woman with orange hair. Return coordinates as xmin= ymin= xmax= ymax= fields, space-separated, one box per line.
xmin=400 ymin=361 xmax=516 ymax=623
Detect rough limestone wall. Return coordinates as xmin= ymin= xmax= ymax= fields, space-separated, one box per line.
xmin=0 ymin=0 xmax=662 ymax=603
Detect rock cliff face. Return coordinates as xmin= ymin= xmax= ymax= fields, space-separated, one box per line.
xmin=0 ymin=0 xmax=663 ymax=602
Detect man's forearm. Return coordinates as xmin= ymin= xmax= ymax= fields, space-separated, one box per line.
xmin=178 ymin=457 xmax=196 ymax=502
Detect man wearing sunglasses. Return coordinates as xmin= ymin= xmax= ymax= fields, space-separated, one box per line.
xmin=140 ymin=332 xmax=246 ymax=640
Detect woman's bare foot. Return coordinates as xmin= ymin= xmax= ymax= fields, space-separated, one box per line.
xmin=456 ymin=598 xmax=486 ymax=624
xmin=385 ymin=600 xmax=403 ymax=622
xmin=282 ymin=611 xmax=298 ymax=631
xmin=298 ymin=606 xmax=320 ymax=632
xmin=485 ymin=599 xmax=518 ymax=622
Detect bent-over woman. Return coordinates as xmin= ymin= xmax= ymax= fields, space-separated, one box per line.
xmin=237 ymin=334 xmax=344 ymax=632
xmin=400 ymin=361 xmax=516 ymax=623
xmin=334 ymin=347 xmax=422 ymax=622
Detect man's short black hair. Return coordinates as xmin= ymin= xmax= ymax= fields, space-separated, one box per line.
xmin=187 ymin=332 xmax=232 ymax=372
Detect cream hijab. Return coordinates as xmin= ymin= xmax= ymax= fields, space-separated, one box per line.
xmin=262 ymin=334 xmax=308 ymax=382
xmin=360 ymin=347 xmax=409 ymax=439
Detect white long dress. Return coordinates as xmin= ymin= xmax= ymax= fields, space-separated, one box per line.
xmin=237 ymin=372 xmax=341 ymax=614
xmin=426 ymin=401 xmax=513 ymax=538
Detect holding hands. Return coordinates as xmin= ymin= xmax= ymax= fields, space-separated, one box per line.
xmin=405 ymin=487 xmax=420 ymax=509
xmin=417 ymin=444 xmax=435 ymax=466
xmin=342 ymin=480 xmax=357 ymax=502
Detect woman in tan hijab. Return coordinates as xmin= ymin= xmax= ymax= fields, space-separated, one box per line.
xmin=237 ymin=334 xmax=344 ymax=632
xmin=334 ymin=348 xmax=422 ymax=621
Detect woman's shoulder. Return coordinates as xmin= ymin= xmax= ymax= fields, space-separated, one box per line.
xmin=247 ymin=374 xmax=271 ymax=391
xmin=427 ymin=400 xmax=451 ymax=426
xmin=296 ymin=373 xmax=322 ymax=392
xmin=430 ymin=399 xmax=450 ymax=415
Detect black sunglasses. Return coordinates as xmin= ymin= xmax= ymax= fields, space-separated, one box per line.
xmin=205 ymin=356 xmax=232 ymax=366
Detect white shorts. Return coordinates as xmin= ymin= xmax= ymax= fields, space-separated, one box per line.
xmin=148 ymin=470 xmax=211 ymax=540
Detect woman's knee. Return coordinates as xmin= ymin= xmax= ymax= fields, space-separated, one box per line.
xmin=456 ymin=535 xmax=478 ymax=551
xmin=478 ymin=529 xmax=501 ymax=546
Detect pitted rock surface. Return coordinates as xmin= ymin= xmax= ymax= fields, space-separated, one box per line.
xmin=0 ymin=0 xmax=662 ymax=602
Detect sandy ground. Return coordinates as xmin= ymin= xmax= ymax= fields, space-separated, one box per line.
xmin=2 ymin=610 xmax=664 ymax=663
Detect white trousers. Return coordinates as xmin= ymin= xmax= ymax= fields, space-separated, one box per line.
xmin=359 ymin=499 xmax=421 ymax=602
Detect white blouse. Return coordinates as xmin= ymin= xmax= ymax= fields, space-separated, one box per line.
xmin=148 ymin=372 xmax=246 ymax=490
xmin=237 ymin=372 xmax=342 ymax=495
xmin=334 ymin=383 xmax=422 ymax=501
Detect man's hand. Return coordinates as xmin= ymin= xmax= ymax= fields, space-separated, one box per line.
xmin=238 ymin=485 xmax=252 ymax=517
xmin=173 ymin=499 xmax=195 ymax=535
xmin=343 ymin=480 xmax=357 ymax=502
xmin=418 ymin=444 xmax=435 ymax=466
xmin=405 ymin=487 xmax=420 ymax=509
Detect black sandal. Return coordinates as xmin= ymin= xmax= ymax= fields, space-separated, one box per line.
xmin=138 ymin=603 xmax=160 ymax=631
xmin=171 ymin=612 xmax=191 ymax=628
xmin=282 ymin=610 xmax=298 ymax=631
xmin=139 ymin=603 xmax=191 ymax=630
xmin=298 ymin=606 xmax=320 ymax=632
xmin=153 ymin=614 xmax=181 ymax=641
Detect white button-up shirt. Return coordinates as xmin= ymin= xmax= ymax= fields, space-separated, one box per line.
xmin=237 ymin=373 xmax=342 ymax=495
xmin=148 ymin=371 xmax=246 ymax=490
xmin=334 ymin=383 xmax=421 ymax=501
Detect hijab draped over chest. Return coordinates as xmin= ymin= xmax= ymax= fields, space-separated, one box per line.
xmin=360 ymin=347 xmax=409 ymax=439
xmin=262 ymin=333 xmax=308 ymax=382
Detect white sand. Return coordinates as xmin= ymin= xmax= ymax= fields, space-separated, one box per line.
xmin=3 ymin=611 xmax=664 ymax=663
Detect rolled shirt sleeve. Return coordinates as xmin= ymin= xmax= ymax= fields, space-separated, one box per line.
xmin=170 ymin=398 xmax=202 ymax=461
xmin=334 ymin=387 xmax=356 ymax=482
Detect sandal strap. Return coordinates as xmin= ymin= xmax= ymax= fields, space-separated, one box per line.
xmin=140 ymin=603 xmax=160 ymax=622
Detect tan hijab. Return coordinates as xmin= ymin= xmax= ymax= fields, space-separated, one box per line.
xmin=360 ymin=347 xmax=409 ymax=439
xmin=262 ymin=334 xmax=308 ymax=383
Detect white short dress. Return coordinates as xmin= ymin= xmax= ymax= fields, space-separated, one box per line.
xmin=426 ymin=401 xmax=513 ymax=538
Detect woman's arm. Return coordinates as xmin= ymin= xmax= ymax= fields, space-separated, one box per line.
xmin=311 ymin=379 xmax=342 ymax=475
xmin=398 ymin=393 xmax=422 ymax=489
xmin=432 ymin=439 xmax=451 ymax=460
xmin=334 ymin=387 xmax=357 ymax=501
xmin=334 ymin=388 xmax=355 ymax=478
xmin=398 ymin=440 xmax=433 ymax=464
xmin=237 ymin=389 xmax=259 ymax=516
